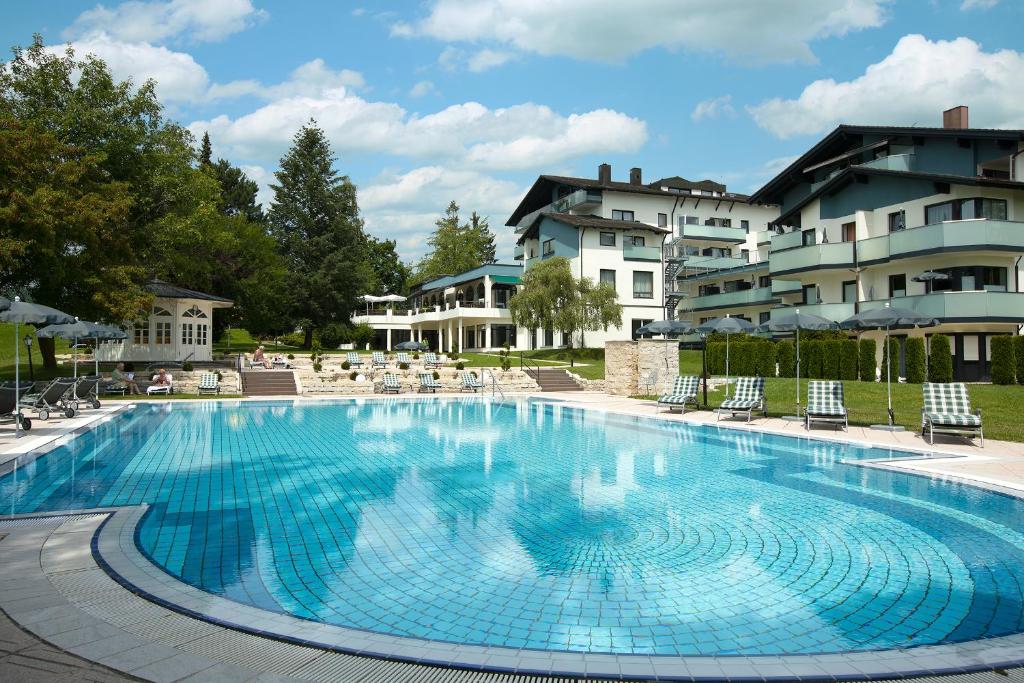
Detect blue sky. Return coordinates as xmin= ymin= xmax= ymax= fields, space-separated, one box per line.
xmin=3 ymin=0 xmax=1022 ymax=262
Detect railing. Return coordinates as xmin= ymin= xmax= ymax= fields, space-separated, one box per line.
xmin=683 ymin=287 xmax=775 ymax=312
xmin=858 ymin=153 xmax=915 ymax=172
xmin=859 ymin=291 xmax=1024 ymax=321
xmin=679 ymin=223 xmax=748 ymax=243
xmin=771 ymin=279 xmax=802 ymax=295
xmin=623 ymin=243 xmax=662 ymax=261
xmin=485 ymin=368 xmax=505 ymax=400
xmin=769 ymin=229 xmax=805 ymax=252
xmin=769 ymin=241 xmax=854 ymax=275
xmin=515 ymin=189 xmax=602 ymax=230
xmin=513 ymin=244 xmax=525 ymax=260
xmin=858 ymin=218 xmax=1024 ymax=264
xmin=770 ymin=302 xmax=854 ymax=324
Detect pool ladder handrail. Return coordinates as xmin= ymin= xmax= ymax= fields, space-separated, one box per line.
xmin=485 ymin=368 xmax=505 ymax=401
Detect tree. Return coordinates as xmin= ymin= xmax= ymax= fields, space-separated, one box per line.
xmin=366 ymin=236 xmax=411 ymax=295
xmin=199 ymin=131 xmax=212 ymax=166
xmin=268 ymin=121 xmax=371 ymax=347
xmin=412 ymin=201 xmax=498 ymax=284
xmin=210 ymin=158 xmax=265 ymax=223
xmin=509 ymin=257 xmax=622 ymax=348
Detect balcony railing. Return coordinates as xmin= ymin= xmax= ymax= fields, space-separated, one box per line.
xmin=860 ymin=291 xmax=1024 ymax=322
xmin=771 ymin=279 xmax=802 ymax=295
xmin=858 ymin=219 xmax=1024 ymax=265
xmin=513 ymin=244 xmax=525 ymax=260
xmin=769 ymin=241 xmax=854 ymax=275
xmin=770 ymin=302 xmax=855 ymax=324
xmin=685 ymin=287 xmax=775 ymax=312
xmin=552 ymin=188 xmax=602 ymax=213
xmin=623 ymin=243 xmax=662 ymax=261
xmin=857 ymin=153 xmax=915 ymax=172
xmin=683 ymin=255 xmax=748 ymax=270
xmin=769 ymin=229 xmax=805 ymax=252
xmin=679 ymin=223 xmax=748 ymax=243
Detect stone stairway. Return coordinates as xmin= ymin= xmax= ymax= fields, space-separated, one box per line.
xmin=526 ymin=367 xmax=583 ymax=392
xmin=241 ymin=370 xmax=297 ymax=396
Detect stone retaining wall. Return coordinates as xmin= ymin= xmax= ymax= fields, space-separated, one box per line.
xmin=298 ymin=368 xmax=539 ymax=394
xmin=604 ymin=339 xmax=679 ymax=396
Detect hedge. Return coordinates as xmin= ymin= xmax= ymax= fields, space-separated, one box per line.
xmin=928 ymin=335 xmax=953 ymax=383
xmin=802 ymin=340 xmax=824 ymax=379
xmin=880 ymin=337 xmax=900 ymax=381
xmin=839 ymin=340 xmax=859 ymax=381
xmin=1015 ymin=336 xmax=1024 ymax=386
xmin=706 ymin=341 xmax=775 ymax=377
xmin=858 ymin=339 xmax=876 ymax=382
xmin=904 ymin=337 xmax=926 ymax=384
xmin=777 ymin=340 xmax=795 ymax=377
xmin=821 ymin=340 xmax=841 ymax=379
xmin=990 ymin=335 xmax=1016 ymax=385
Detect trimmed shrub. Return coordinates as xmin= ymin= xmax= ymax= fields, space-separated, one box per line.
xmin=349 ymin=323 xmax=374 ymax=349
xmin=839 ymin=340 xmax=859 ymax=381
xmin=341 ymin=360 xmax=351 ymax=370
xmin=754 ymin=342 xmax=776 ymax=377
xmin=455 ymin=361 xmax=465 ymax=370
xmin=398 ymin=362 xmax=410 ymax=371
xmin=880 ymin=337 xmax=900 ymax=381
xmin=928 ymin=335 xmax=953 ymax=383
xmin=858 ymin=339 xmax=876 ymax=382
xmin=802 ymin=340 xmax=824 ymax=379
xmin=821 ymin=340 xmax=841 ymax=380
xmin=182 ymin=361 xmax=194 ymax=372
xmin=730 ymin=342 xmax=755 ymax=376
xmin=1014 ymin=336 xmax=1024 ymax=386
xmin=904 ymin=337 xmax=926 ymax=384
xmin=707 ymin=343 xmax=726 ymax=375
xmin=318 ymin=323 xmax=348 ymax=349
xmin=348 ymin=371 xmax=358 ymax=381
xmin=990 ymin=335 xmax=1016 ymax=385
xmin=777 ymin=340 xmax=795 ymax=377
xmin=280 ymin=332 xmax=305 ymax=347
xmin=286 ymin=353 xmax=294 ymax=360
xmin=432 ymin=370 xmax=440 ymax=380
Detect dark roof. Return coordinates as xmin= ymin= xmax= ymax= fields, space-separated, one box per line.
xmin=517 ymin=213 xmax=670 ymax=244
xmin=772 ymin=166 xmax=1024 ymax=226
xmin=750 ymin=124 xmax=1024 ymax=205
xmin=145 ymin=278 xmax=234 ymax=304
xmin=650 ymin=176 xmax=731 ymax=195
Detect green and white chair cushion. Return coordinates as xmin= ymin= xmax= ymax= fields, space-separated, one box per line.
xmin=418 ymin=373 xmax=441 ymax=390
xmin=381 ymin=373 xmax=401 ymax=392
xmin=372 ymin=352 xmax=388 ymax=367
xmin=461 ymin=372 xmax=482 ymax=389
xmin=806 ymin=381 xmax=846 ymax=416
xmin=658 ymin=376 xmax=699 ymax=404
xmin=396 ymin=353 xmax=412 ymax=365
xmin=424 ymin=353 xmax=441 ymax=367
xmin=921 ymin=382 xmax=983 ymax=443
xmin=925 ymin=412 xmax=981 ymax=427
xmin=720 ymin=377 xmax=765 ymax=410
xmin=346 ymin=352 xmax=363 ymax=366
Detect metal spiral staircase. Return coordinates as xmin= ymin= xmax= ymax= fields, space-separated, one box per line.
xmin=663 ymin=237 xmax=688 ymax=320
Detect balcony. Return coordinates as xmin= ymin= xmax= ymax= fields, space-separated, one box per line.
xmin=858 ymin=219 xmax=1024 ymax=265
xmin=770 ymin=302 xmax=855 ymax=324
xmin=771 ymin=279 xmax=802 ymax=295
xmin=623 ymin=243 xmax=661 ymax=261
xmin=769 ymin=241 xmax=854 ymax=276
xmin=679 ymin=223 xmax=748 ymax=243
xmin=552 ymin=188 xmax=602 ymax=213
xmin=859 ymin=291 xmax=1024 ymax=322
xmin=684 ymin=255 xmax=748 ymax=270
xmin=686 ymin=287 xmax=776 ymax=312
xmin=857 ymin=153 xmax=915 ymax=172
xmin=513 ymin=244 xmax=525 ymax=260
xmin=769 ymin=229 xmax=805 ymax=252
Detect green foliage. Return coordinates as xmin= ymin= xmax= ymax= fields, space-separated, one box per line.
xmin=287 ymin=353 xmax=294 ymax=360
xmin=366 ymin=237 xmax=411 ymax=296
xmin=310 ymin=342 xmax=324 ymax=373
xmin=754 ymin=342 xmax=776 ymax=377
xmin=706 ymin=341 xmax=775 ymax=377
xmin=412 ymin=202 xmax=497 ymax=285
xmin=776 ymin=340 xmax=795 ymax=377
xmin=455 ymin=361 xmax=465 ymax=370
xmin=348 ymin=371 xmax=358 ymax=380
xmin=209 ymin=158 xmax=265 ymax=223
xmin=349 ymin=323 xmax=374 ymax=349
xmin=432 ymin=370 xmax=440 ymax=380
xmin=880 ymin=337 xmax=900 ymax=382
xmin=707 ymin=343 xmax=725 ymax=375
xmin=990 ymin=335 xmax=1016 ymax=385
xmin=802 ymin=340 xmax=823 ymax=379
xmin=280 ymin=332 xmax=305 ymax=347
xmin=182 ymin=361 xmax=194 ymax=372
xmin=499 ymin=343 xmax=512 ymax=372
xmin=904 ymin=337 xmax=926 ymax=384
xmin=1014 ymin=336 xmax=1024 ymax=386
xmin=341 ymin=360 xmax=351 ymax=370
xmin=398 ymin=362 xmax=409 ymax=370
xmin=928 ymin=335 xmax=953 ymax=382
xmin=318 ymin=323 xmax=348 ymax=350
xmin=859 ymin=339 xmax=877 ymax=382
xmin=199 ymin=132 xmax=212 ymax=166
xmin=821 ymin=340 xmax=840 ymax=379
xmin=839 ymin=340 xmax=859 ymax=381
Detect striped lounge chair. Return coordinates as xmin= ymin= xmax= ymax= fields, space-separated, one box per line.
xmin=921 ymin=382 xmax=983 ymax=446
xmin=197 ymin=372 xmax=221 ymax=395
xmin=717 ymin=377 xmax=766 ymax=423
xmin=396 ymin=352 xmax=412 ymax=366
xmin=418 ymin=373 xmax=442 ymax=393
xmin=657 ymin=375 xmax=700 ymax=414
xmin=423 ymin=352 xmax=442 ymax=369
xmin=346 ymin=352 xmax=364 ymax=368
xmin=372 ymin=351 xmax=388 ymax=368
xmin=804 ymin=380 xmax=847 ymax=431
xmin=460 ymin=372 xmax=483 ymax=393
xmin=380 ymin=373 xmax=402 ymax=394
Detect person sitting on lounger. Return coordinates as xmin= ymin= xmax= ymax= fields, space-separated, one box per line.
xmin=112 ymin=362 xmax=141 ymax=395
xmin=148 ymin=368 xmax=173 ymax=394
xmin=253 ymin=345 xmax=271 ymax=368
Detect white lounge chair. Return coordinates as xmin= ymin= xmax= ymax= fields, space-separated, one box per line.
xmin=346 ymin=352 xmax=364 ymax=368
xmin=460 ymin=372 xmax=483 ymax=393
xmin=380 ymin=373 xmax=402 ymax=394
xmin=717 ymin=377 xmax=766 ymax=422
xmin=922 ymin=382 xmax=983 ymax=446
xmin=372 ymin=351 xmax=388 ymax=368
xmin=197 ymin=372 xmax=221 ymax=395
xmin=804 ymin=380 xmax=847 ymax=431
xmin=657 ymin=376 xmax=700 ymax=413
xmin=418 ymin=373 xmax=442 ymax=393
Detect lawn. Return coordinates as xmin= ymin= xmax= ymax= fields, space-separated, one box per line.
xmin=0 ymin=322 xmax=77 ymax=381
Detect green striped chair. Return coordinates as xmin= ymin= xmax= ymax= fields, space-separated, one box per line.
xmin=717 ymin=377 xmax=766 ymax=422
xmin=346 ymin=352 xmax=364 ymax=368
xmin=418 ymin=373 xmax=442 ymax=393
xmin=804 ymin=380 xmax=847 ymax=431
xmin=396 ymin=352 xmax=412 ymax=366
xmin=372 ymin=351 xmax=388 ymax=368
xmin=380 ymin=373 xmax=402 ymax=394
xmin=197 ymin=372 xmax=221 ymax=395
xmin=922 ymin=382 xmax=983 ymax=446
xmin=657 ymin=375 xmax=700 ymax=414
xmin=460 ymin=372 xmax=483 ymax=393
xmin=424 ymin=352 xmax=442 ymax=369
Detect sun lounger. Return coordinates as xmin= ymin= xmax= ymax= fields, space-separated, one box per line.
xmin=396 ymin=352 xmax=412 ymax=366
xmin=69 ymin=375 xmax=101 ymax=410
xmin=146 ymin=372 xmax=173 ymax=395
xmin=804 ymin=380 xmax=847 ymax=431
xmin=372 ymin=351 xmax=388 ymax=368
xmin=0 ymin=387 xmax=31 ymax=431
xmin=380 ymin=373 xmax=402 ymax=394
xmin=657 ymin=375 xmax=700 ymax=413
xmin=346 ymin=352 xmax=364 ymax=368
xmin=423 ymin=352 xmax=441 ymax=369
xmin=922 ymin=382 xmax=983 ymax=446
xmin=460 ymin=371 xmax=483 ymax=393
xmin=19 ymin=378 xmax=77 ymax=420
xmin=418 ymin=373 xmax=442 ymax=393
xmin=197 ymin=372 xmax=221 ymax=395
xmin=717 ymin=377 xmax=766 ymax=422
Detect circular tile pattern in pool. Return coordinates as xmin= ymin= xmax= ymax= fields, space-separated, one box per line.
xmin=3 ymin=398 xmax=1024 ymax=657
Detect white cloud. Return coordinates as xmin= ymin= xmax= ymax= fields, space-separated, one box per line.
xmin=748 ymin=35 xmax=1024 ymax=138
xmin=408 ymin=80 xmax=437 ymax=97
xmin=239 ymin=164 xmax=275 ymax=209
xmin=961 ymin=0 xmax=999 ymax=9
xmin=696 ymin=155 xmax=799 ymax=195
xmin=207 ymin=59 xmax=365 ymax=100
xmin=691 ymin=95 xmax=735 ymax=121
xmin=65 ymin=0 xmax=266 ymax=43
xmin=467 ymin=49 xmax=515 ymax=72
xmin=396 ymin=0 xmax=890 ymax=64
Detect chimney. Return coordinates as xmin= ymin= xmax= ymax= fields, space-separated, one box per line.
xmin=629 ymin=167 xmax=642 ymax=185
xmin=598 ymin=163 xmax=611 ymax=184
xmin=943 ymin=105 xmax=969 ymax=129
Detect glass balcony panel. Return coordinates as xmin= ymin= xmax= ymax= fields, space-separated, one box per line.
xmin=858 ymin=154 xmax=915 ymax=172
xmin=623 ymin=243 xmax=662 ymax=261
xmin=770 ymin=302 xmax=854 ymax=324
xmin=770 ymin=230 xmax=804 ymax=252
xmin=686 ymin=287 xmax=775 ymax=311
xmin=769 ymin=242 xmax=853 ymax=275
xmin=771 ymin=279 xmax=802 ymax=295
xmin=679 ymin=223 xmax=748 ymax=243
xmin=859 ymin=291 xmax=1024 ymax=321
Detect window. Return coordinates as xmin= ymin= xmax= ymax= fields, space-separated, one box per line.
xmin=842 ymin=222 xmax=856 ymax=242
xmin=153 ymin=306 xmax=172 ymax=317
xmin=889 ymin=273 xmax=907 ymax=298
xmin=685 ymin=216 xmax=699 ymax=225
xmin=842 ymin=280 xmax=857 ymax=303
xmin=631 ymin=319 xmax=654 ymax=340
xmin=630 ymin=235 xmax=646 ymax=247
xmin=599 ymin=269 xmax=616 ymax=287
xmin=759 ymin=311 xmax=771 ymax=325
xmin=181 ymin=323 xmax=194 ymax=345
xmin=182 ymin=304 xmax=207 ymax=318
xmin=758 ymin=275 xmax=771 ymax=288
xmin=196 ymin=324 xmax=208 ymax=346
xmin=543 ymin=328 xmax=554 ymax=347
xmin=542 ymin=239 xmax=554 ymax=256
xmin=925 ymin=201 xmax=954 ymax=225
xmin=741 ymin=220 xmax=750 ymax=231
xmin=801 ymin=229 xmax=816 ymax=247
xmin=802 ymin=284 xmax=818 ymax=304
xmin=657 ymin=213 xmax=667 ymax=228
xmin=633 ymin=271 xmax=654 ymax=299
xmin=599 ymin=232 xmax=616 ymax=246
xmin=612 ymin=209 xmax=634 ymax=221
xmin=981 ymin=266 xmax=1007 ymax=292
xmin=133 ymin=324 xmax=149 ymax=345
xmin=925 ymin=197 xmax=1008 ymax=224
xmin=888 ymin=210 xmax=906 ymax=233
xmin=704 ymin=217 xmax=732 ymax=228
xmin=155 ymin=322 xmax=172 ymax=345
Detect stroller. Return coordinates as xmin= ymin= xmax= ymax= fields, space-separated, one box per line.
xmin=67 ymin=375 xmax=102 ymax=411
xmin=0 ymin=386 xmax=31 ymax=431
xmin=19 ymin=378 xmax=77 ymax=421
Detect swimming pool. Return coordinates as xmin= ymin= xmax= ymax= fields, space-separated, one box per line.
xmin=2 ymin=398 xmax=1023 ymax=659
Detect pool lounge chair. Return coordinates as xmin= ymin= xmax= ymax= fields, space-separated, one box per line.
xmin=380 ymin=373 xmax=402 ymax=394
xmin=372 ymin=351 xmax=388 ymax=368
xmin=0 ymin=387 xmax=31 ymax=431
xmin=717 ymin=377 xmax=766 ymax=423
xmin=423 ymin=352 xmax=442 ymax=369
xmin=418 ymin=373 xmax=442 ymax=393
xmin=346 ymin=352 xmax=364 ymax=368
xmin=657 ymin=375 xmax=700 ymax=413
xmin=69 ymin=375 xmax=101 ymax=410
xmin=460 ymin=372 xmax=483 ymax=393
xmin=20 ymin=378 xmax=77 ymax=420
xmin=804 ymin=380 xmax=847 ymax=431
xmin=197 ymin=372 xmax=221 ymax=395
xmin=396 ymin=352 xmax=412 ymax=366
xmin=922 ymin=382 xmax=983 ymax=446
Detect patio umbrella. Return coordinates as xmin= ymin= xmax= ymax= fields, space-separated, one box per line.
xmin=37 ymin=318 xmax=96 ymax=380
xmin=840 ymin=304 xmax=938 ymax=429
xmin=635 ymin=320 xmax=693 ymax=337
xmin=911 ymin=271 xmax=949 ymax=294
xmin=758 ymin=309 xmax=839 ymax=419
xmin=697 ymin=315 xmax=757 ymax=398
xmin=86 ymin=323 xmax=128 ymax=376
xmin=394 ymin=340 xmax=424 ymax=351
xmin=0 ymin=296 xmax=10 ymax=312
xmin=0 ymin=298 xmax=75 ymax=437
xmin=379 ymin=294 xmax=407 ymax=303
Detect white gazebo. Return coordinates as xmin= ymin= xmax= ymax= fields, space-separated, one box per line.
xmin=97 ymin=279 xmax=234 ymax=363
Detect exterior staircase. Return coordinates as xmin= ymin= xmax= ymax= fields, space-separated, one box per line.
xmin=241 ymin=370 xmax=297 ymax=396
xmin=527 ymin=368 xmax=583 ymax=392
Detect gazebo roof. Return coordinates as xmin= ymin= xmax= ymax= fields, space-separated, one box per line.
xmin=145 ymin=278 xmax=234 ymax=307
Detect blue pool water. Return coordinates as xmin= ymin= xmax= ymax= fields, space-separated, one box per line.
xmin=2 ymin=398 xmax=1024 ymax=656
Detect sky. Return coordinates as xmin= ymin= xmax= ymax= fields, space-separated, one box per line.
xmin=3 ymin=0 xmax=1023 ymax=263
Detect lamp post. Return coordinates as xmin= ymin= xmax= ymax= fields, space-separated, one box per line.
xmin=23 ymin=333 xmax=34 ymax=382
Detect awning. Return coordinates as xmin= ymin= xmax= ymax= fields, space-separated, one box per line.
xmin=491 ymin=275 xmax=521 ymax=285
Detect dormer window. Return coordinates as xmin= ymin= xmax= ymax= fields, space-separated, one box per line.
xmin=182 ymin=304 xmax=208 ymax=318
xmin=612 ymin=210 xmax=635 ymax=221
xmin=153 ymin=306 xmax=172 ymax=317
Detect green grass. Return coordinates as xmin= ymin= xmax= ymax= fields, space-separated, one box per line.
xmin=0 ymin=322 xmax=78 ymax=380
xmin=213 ymin=328 xmax=257 ymax=354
